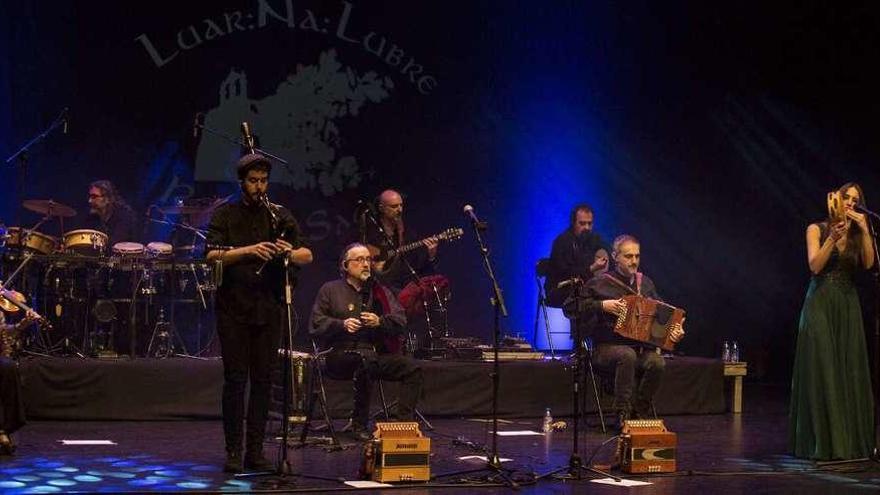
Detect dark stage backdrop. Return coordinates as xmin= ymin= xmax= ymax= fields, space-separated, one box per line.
xmin=2 ymin=1 xmax=879 ymax=380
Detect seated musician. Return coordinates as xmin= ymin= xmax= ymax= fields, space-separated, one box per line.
xmin=309 ymin=243 xmax=423 ymax=440
xmin=545 ymin=203 xmax=610 ymax=307
xmin=0 ymin=306 xmax=38 ymax=455
xmin=563 ymin=234 xmax=684 ymax=429
xmin=87 ymin=180 xmax=138 ymax=245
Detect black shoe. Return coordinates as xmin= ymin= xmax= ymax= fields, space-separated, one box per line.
xmin=244 ymin=452 xmax=275 ymax=472
xmin=223 ymin=450 xmax=243 ymax=474
xmin=0 ymin=431 xmax=15 ymax=456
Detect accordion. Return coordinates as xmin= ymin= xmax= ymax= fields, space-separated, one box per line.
xmin=618 ymin=419 xmax=677 ymax=474
xmin=613 ymin=294 xmax=685 ymax=351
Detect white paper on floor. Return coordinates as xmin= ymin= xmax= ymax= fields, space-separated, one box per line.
xmin=59 ymin=440 xmax=117 ymax=445
xmin=458 ymin=455 xmax=513 ymax=462
xmin=344 ymin=480 xmax=393 ymax=488
xmin=495 ymin=430 xmax=543 ymax=436
xmin=590 ymin=477 xmax=652 ymax=487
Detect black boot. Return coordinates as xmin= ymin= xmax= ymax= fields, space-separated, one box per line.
xmin=0 ymin=431 xmax=15 ymax=456
xmin=224 ymin=449 xmax=243 ymax=474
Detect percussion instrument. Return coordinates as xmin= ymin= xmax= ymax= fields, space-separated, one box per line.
xmin=614 ymin=294 xmax=685 ymax=352
xmin=827 ymin=190 xmax=845 ymax=223
xmin=112 ymin=242 xmax=145 ymax=257
xmin=5 ymin=227 xmax=58 ymax=254
xmin=63 ymin=229 xmax=108 ymax=255
xmin=146 ymin=241 xmax=173 ymax=258
xmin=22 ymin=199 xmax=77 ymax=218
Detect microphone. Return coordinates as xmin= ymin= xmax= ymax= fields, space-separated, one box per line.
xmin=241 ymin=121 xmax=255 ymax=154
xmin=463 ymin=204 xmax=488 ymax=230
xmin=62 ymin=107 xmax=69 ymax=134
xmin=556 ymin=277 xmax=583 ymax=289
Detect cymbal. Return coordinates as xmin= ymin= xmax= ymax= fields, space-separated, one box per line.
xmin=22 ymin=199 xmax=77 ymax=218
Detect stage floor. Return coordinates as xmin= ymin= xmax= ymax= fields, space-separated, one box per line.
xmin=2 ymin=386 xmax=878 ymax=494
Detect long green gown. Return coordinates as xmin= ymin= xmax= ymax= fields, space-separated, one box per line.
xmin=789 ymin=223 xmax=875 ymax=460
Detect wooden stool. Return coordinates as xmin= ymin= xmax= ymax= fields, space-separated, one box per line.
xmin=723 ymin=362 xmax=748 ymax=413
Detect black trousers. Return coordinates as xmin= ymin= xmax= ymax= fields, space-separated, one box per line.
xmin=593 ymin=343 xmax=665 ymax=417
xmin=216 ymin=310 xmax=280 ymax=454
xmin=325 ymin=349 xmax=423 ymax=428
xmin=0 ymin=357 xmax=25 ymax=434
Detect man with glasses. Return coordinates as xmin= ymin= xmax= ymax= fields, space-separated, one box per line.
xmin=87 ymin=180 xmax=138 ymax=245
xmin=309 ymin=243 xmax=423 ymax=440
xmin=206 ymin=154 xmax=313 ymax=472
xmin=363 ymin=189 xmax=438 ymax=293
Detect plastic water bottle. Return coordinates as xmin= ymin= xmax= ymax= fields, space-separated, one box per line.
xmin=722 ymin=341 xmax=731 ymax=362
xmin=542 ymin=408 xmax=553 ymax=433
xmin=731 ymin=341 xmax=739 ymax=363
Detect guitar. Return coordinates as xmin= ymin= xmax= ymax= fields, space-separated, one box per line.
xmin=368 ymin=227 xmax=464 ymax=274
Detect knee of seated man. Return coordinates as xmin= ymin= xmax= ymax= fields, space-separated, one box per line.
xmin=615 ymin=346 xmax=638 ymax=365
xmin=644 ymin=352 xmax=666 ymax=371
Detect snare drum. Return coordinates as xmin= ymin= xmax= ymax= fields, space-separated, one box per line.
xmin=6 ymin=227 xmax=59 ymax=254
xmin=146 ymin=241 xmax=173 ymax=258
xmin=63 ymin=229 xmax=108 ymax=255
xmin=112 ymin=242 xmax=145 ymax=257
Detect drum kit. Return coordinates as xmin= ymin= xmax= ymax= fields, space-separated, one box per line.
xmin=0 ymin=198 xmax=223 ymax=358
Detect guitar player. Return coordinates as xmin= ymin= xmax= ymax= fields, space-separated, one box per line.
xmin=362 ymin=189 xmax=439 ymax=294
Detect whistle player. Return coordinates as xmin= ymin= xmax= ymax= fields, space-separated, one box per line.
xmin=205 ymin=154 xmax=313 ymax=473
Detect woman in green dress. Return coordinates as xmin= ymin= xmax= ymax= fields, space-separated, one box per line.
xmin=790 ymin=182 xmax=876 ymax=460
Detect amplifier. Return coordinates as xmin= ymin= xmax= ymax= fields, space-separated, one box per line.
xmin=618 ymin=419 xmax=677 ymax=474
xmin=361 ymin=422 xmax=431 ymax=483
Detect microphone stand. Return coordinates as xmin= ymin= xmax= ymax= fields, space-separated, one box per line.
xmin=361 ymin=206 xmax=444 ymax=351
xmin=5 ymin=107 xmax=68 ymax=228
xmin=855 ymin=206 xmax=880 ymax=460
xmin=194 ymin=122 xmax=288 ymax=165
xmin=434 ymin=212 xmax=517 ymax=488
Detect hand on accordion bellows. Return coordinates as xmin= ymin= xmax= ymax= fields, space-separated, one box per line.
xmin=669 ymin=318 xmax=686 ymax=343
xmin=601 ymin=298 xmax=626 ymax=316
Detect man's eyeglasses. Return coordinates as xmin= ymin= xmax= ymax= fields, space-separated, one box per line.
xmin=346 ymin=256 xmax=373 ymax=264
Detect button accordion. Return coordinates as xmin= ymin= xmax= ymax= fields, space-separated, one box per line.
xmin=361 ymin=422 xmax=431 ymax=483
xmin=618 ymin=419 xmax=677 ymax=474
xmin=614 ymin=294 xmax=685 ymax=351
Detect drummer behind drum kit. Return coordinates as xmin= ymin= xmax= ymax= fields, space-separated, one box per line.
xmin=0 ymin=198 xmax=222 ymax=358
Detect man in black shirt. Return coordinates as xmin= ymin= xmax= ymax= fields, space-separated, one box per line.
xmin=563 ymin=234 xmax=684 ymax=428
xmin=87 ymin=180 xmax=138 ymax=245
xmin=545 ymin=204 xmax=610 ymax=307
xmin=362 ymin=189 xmax=437 ymax=293
xmin=206 ymin=154 xmax=313 ymax=473
xmin=309 ymin=243 xmax=422 ymax=440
